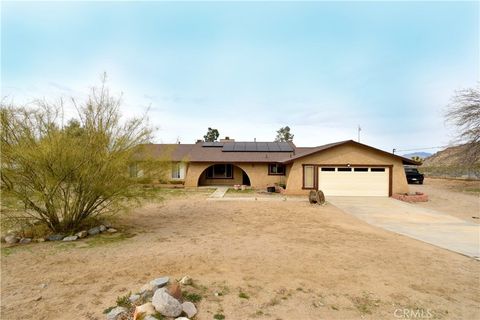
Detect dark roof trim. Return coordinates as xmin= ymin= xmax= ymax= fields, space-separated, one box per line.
xmin=282 ymin=140 xmax=421 ymax=165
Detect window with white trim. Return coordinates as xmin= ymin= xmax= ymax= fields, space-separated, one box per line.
xmin=303 ymin=165 xmax=315 ymax=188
xmin=171 ymin=163 xmax=181 ymax=179
xmin=206 ymin=164 xmax=233 ymax=179
xmin=268 ymin=163 xmax=286 ymax=175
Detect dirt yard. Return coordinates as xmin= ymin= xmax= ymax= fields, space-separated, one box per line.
xmin=1 ymin=189 xmax=479 ymax=320
xmin=409 ymin=177 xmax=480 ymax=224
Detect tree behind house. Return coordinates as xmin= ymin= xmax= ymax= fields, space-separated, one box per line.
xmin=445 ymin=86 xmax=480 ymax=164
xmin=274 ymin=126 xmax=294 ymax=142
xmin=0 ymin=82 xmax=153 ymax=233
xmin=203 ymin=127 xmax=219 ymax=142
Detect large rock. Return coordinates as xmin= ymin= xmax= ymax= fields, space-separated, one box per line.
xmin=133 ymin=302 xmax=155 ymax=320
xmin=107 ymin=228 xmax=118 ymax=233
xmin=140 ymin=283 xmax=155 ymax=294
xmin=106 ymin=306 xmax=127 ymax=320
xmin=150 ymin=276 xmax=169 ymax=288
xmin=62 ymin=235 xmax=78 ymax=241
xmin=19 ymin=238 xmax=32 ymax=244
xmin=76 ymin=231 xmax=88 ymax=238
xmin=87 ymin=227 xmax=101 ymax=236
xmin=47 ymin=234 xmax=64 ymax=241
xmin=99 ymin=225 xmax=107 ymax=232
xmin=129 ymin=294 xmax=140 ymax=303
xmin=4 ymin=235 xmax=19 ymax=244
xmin=182 ymin=301 xmax=197 ymax=318
xmin=152 ymin=288 xmax=182 ymax=317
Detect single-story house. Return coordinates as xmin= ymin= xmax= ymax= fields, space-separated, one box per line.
xmin=132 ymin=138 xmax=418 ymax=196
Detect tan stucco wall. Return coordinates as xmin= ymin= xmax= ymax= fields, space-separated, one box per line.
xmin=184 ymin=162 xmax=289 ymax=189
xmin=285 ymin=144 xmax=409 ymax=195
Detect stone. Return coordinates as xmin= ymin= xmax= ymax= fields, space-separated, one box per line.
xmin=145 ymin=316 xmax=160 ymax=320
xmin=129 ymin=294 xmax=140 ymax=303
xmin=4 ymin=235 xmax=19 ymax=244
xmin=87 ymin=227 xmax=101 ymax=236
xmin=33 ymin=296 xmax=42 ymax=302
xmin=179 ymin=276 xmax=192 ymax=285
xmin=182 ymin=301 xmax=197 ymax=318
xmin=47 ymin=234 xmax=64 ymax=241
xmin=99 ymin=225 xmax=107 ymax=232
xmin=149 ymin=276 xmax=169 ymax=288
xmin=19 ymin=238 xmax=32 ymax=244
xmin=76 ymin=230 xmax=88 ymax=238
xmin=140 ymin=283 xmax=156 ymax=294
xmin=106 ymin=306 xmax=127 ymax=320
xmin=107 ymin=228 xmax=118 ymax=233
xmin=133 ymin=302 xmax=155 ymax=320
xmin=62 ymin=235 xmax=78 ymax=241
xmin=36 ymin=238 xmax=46 ymax=243
xmin=152 ymin=288 xmax=182 ymax=317
xmin=39 ymin=283 xmax=47 ymax=289
xmin=175 ymin=318 xmax=190 ymax=320
xmin=167 ymin=282 xmax=182 ymax=300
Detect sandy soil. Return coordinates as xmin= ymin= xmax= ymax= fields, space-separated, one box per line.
xmin=409 ymin=178 xmax=480 ymax=224
xmin=1 ymin=192 xmax=479 ymax=320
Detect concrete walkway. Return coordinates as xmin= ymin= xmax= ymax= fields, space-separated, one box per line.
xmin=208 ymin=186 xmax=229 ymax=198
xmin=329 ymin=196 xmax=480 ymax=258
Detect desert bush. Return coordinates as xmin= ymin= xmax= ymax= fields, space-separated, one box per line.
xmin=0 ymin=79 xmax=154 ymax=233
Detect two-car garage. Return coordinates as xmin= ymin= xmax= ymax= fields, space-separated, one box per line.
xmin=317 ymin=166 xmax=390 ymax=197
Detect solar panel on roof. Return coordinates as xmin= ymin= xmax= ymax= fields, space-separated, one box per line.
xmin=257 ymin=142 xmax=268 ymax=151
xmin=202 ymin=142 xmax=224 ymax=147
xmin=221 ymin=141 xmax=294 ymax=152
xmin=223 ymin=143 xmax=235 ymax=151
xmin=278 ymin=143 xmax=294 ymax=152
xmin=244 ymin=142 xmax=257 ymax=151
xmin=268 ymin=143 xmax=281 ymax=151
xmin=232 ymin=143 xmax=242 ymax=151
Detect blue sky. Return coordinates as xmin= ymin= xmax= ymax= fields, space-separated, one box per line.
xmin=1 ymin=1 xmax=478 ymax=152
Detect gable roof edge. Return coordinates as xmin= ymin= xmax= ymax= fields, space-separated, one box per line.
xmin=282 ymin=140 xmax=420 ymax=165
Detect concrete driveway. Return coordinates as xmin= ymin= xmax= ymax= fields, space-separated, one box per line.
xmin=329 ymin=197 xmax=480 ymax=258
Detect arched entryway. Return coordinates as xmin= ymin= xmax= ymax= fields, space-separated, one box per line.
xmin=198 ymin=163 xmax=251 ymax=186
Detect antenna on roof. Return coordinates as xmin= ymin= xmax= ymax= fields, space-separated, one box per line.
xmin=254 ymin=138 xmax=256 ymax=142
xmin=357 ymin=125 xmax=362 ymax=142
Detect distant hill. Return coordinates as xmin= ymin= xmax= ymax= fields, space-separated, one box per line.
xmin=423 ymin=145 xmax=479 ymax=167
xmin=402 ymin=152 xmax=432 ymax=159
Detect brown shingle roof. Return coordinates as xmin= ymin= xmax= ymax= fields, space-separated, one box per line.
xmin=134 ymin=140 xmax=419 ymax=165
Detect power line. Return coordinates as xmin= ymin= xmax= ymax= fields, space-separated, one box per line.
xmin=395 ymin=146 xmax=447 ymax=152
xmin=392 ymin=145 xmax=448 ymax=155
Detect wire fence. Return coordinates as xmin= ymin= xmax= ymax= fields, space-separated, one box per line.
xmin=419 ymin=166 xmax=480 ymax=180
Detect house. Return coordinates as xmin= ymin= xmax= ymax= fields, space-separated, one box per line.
xmin=132 ymin=138 xmax=418 ymax=196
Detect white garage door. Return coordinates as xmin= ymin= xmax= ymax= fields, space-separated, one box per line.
xmin=318 ymin=167 xmax=389 ymax=196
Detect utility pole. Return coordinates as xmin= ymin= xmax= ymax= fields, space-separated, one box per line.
xmin=357 ymin=125 xmax=361 ymax=142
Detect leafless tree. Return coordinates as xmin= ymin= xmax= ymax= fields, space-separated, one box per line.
xmin=445 ymin=86 xmax=480 ymax=164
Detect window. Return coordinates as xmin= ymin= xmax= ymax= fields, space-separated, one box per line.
xmin=129 ymin=163 xmax=138 ymax=178
xmin=371 ymin=168 xmax=386 ymax=172
xmin=206 ymin=164 xmax=233 ymax=179
xmin=321 ymin=167 xmax=335 ymax=172
xmin=171 ymin=163 xmax=181 ymax=179
xmin=337 ymin=167 xmax=352 ymax=172
xmin=269 ymin=163 xmax=286 ymax=175
xmin=354 ymin=168 xmax=368 ymax=172
xmin=303 ymin=165 xmax=315 ymax=189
